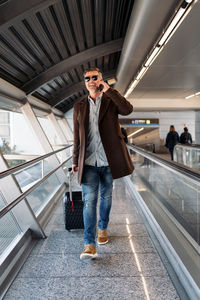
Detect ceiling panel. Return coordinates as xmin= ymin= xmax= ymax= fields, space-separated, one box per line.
xmin=0 ymin=0 xmax=134 ymax=112
xmin=133 ymin=88 xmax=195 ymax=100
xmin=2 ymin=0 xmax=199 ymax=113
xmin=130 ymin=1 xmax=200 ymax=101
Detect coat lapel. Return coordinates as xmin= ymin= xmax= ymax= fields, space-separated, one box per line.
xmin=99 ymin=94 xmax=111 ymax=123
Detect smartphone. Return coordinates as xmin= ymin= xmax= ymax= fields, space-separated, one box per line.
xmin=98 ymin=84 xmax=104 ymax=91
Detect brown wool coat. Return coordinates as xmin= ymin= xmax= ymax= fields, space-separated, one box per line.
xmin=73 ymin=87 xmax=134 ymax=184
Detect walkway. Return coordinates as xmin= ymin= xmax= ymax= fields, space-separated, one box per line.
xmin=4 ymin=178 xmax=179 ymax=300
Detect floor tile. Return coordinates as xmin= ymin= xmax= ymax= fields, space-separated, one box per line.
xmin=109 ymin=212 xmax=143 ymax=224
xmin=32 ymin=234 xmax=156 ymax=255
xmin=108 ymin=223 xmax=148 ymax=237
xmin=17 ymin=252 xmax=167 ymax=278
xmin=4 ymin=278 xmax=51 ymax=300
xmin=4 ymin=178 xmax=179 ymax=300
xmin=4 ymin=276 xmax=179 ymax=300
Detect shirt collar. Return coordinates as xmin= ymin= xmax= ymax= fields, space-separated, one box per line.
xmin=88 ymin=93 xmax=103 ymax=104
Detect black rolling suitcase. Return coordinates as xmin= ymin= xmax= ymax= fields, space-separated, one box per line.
xmin=64 ymin=168 xmax=84 ymax=231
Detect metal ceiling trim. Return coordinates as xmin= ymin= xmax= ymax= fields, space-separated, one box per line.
xmin=0 ymin=78 xmax=63 ymax=117
xmin=51 ymin=107 xmax=64 ymax=118
xmin=0 ymin=92 xmax=24 ymax=113
xmin=27 ymin=95 xmax=52 ymax=110
xmin=0 ymin=0 xmax=59 ymax=29
xmin=0 ymin=78 xmax=25 ymax=100
xmin=49 ymin=81 xmax=85 ymax=107
xmin=27 ymin=95 xmax=64 ymax=118
xmin=22 ymin=38 xmax=124 ymax=94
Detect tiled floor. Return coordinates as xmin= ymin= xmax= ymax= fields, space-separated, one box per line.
xmin=4 ymin=178 xmax=179 ymax=300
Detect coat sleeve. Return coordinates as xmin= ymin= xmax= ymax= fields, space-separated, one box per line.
xmin=104 ymin=87 xmax=133 ymax=115
xmin=72 ymin=103 xmax=80 ymax=166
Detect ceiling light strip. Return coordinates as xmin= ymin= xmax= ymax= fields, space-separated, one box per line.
xmin=128 ymin=127 xmax=144 ymax=138
xmin=185 ymin=91 xmax=200 ymax=99
xmin=158 ymin=7 xmax=185 ymax=46
xmin=124 ymin=80 xmax=138 ymax=98
xmin=124 ymin=0 xmax=194 ymax=98
xmin=136 ymin=66 xmax=147 ymax=80
xmin=145 ymin=47 xmax=160 ymax=67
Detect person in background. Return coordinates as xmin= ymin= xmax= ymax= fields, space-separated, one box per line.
xmin=72 ymin=67 xmax=134 ymax=260
xmin=180 ymin=127 xmax=192 ymax=144
xmin=120 ymin=125 xmax=128 ymax=143
xmin=165 ymin=125 xmax=179 ymax=160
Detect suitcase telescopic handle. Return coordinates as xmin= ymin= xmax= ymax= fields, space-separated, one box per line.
xmin=67 ymin=167 xmax=73 ymax=202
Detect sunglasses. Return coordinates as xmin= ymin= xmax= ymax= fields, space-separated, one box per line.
xmin=84 ymin=75 xmax=98 ymax=82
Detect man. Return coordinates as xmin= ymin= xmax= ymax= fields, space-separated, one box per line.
xmin=180 ymin=127 xmax=192 ymax=144
xmin=72 ymin=67 xmax=134 ymax=260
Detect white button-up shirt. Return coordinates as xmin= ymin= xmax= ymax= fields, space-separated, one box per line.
xmin=84 ymin=95 xmax=108 ymax=167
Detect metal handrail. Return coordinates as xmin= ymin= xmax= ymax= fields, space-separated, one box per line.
xmin=0 ymin=155 xmax=72 ymax=219
xmin=128 ymin=144 xmax=200 ymax=184
xmin=175 ymin=143 xmax=200 ymax=149
xmin=0 ymin=144 xmax=73 ymax=179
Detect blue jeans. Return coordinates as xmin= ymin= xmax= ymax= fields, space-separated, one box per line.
xmin=169 ymin=148 xmax=174 ymax=160
xmin=81 ymin=165 xmax=113 ymax=246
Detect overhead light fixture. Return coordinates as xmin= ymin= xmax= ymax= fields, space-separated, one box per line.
xmin=145 ymin=47 xmax=160 ymax=67
xmin=185 ymin=94 xmax=195 ymax=99
xmin=185 ymin=91 xmax=200 ymax=99
xmin=107 ymin=78 xmax=116 ymax=85
xmin=128 ymin=127 xmax=144 ymax=138
xmin=124 ymin=80 xmax=138 ymax=98
xmin=136 ymin=66 xmax=147 ymax=80
xmin=124 ymin=0 xmax=194 ymax=98
xmin=158 ymin=8 xmax=185 ymax=45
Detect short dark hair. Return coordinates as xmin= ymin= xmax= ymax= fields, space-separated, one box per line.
xmin=184 ymin=127 xmax=188 ymax=132
xmin=83 ymin=67 xmax=102 ymax=78
xmin=170 ymin=125 xmax=175 ymax=131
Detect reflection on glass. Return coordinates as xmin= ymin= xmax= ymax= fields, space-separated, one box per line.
xmin=0 ymin=192 xmax=22 ymax=257
xmin=130 ymin=151 xmax=200 ymax=245
xmin=174 ymin=144 xmax=200 ymax=171
xmin=26 ymin=173 xmax=60 ymax=214
xmin=14 ymin=157 xmax=57 ymax=192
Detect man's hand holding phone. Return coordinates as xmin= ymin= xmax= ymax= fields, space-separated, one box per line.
xmin=98 ymin=80 xmax=110 ymax=93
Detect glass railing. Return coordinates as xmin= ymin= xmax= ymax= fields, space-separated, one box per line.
xmin=174 ymin=144 xmax=200 ymax=171
xmin=0 ymin=192 xmax=22 ymax=258
xmin=25 ymin=172 xmax=61 ymax=214
xmin=0 ymin=145 xmax=72 ymax=274
xmin=127 ymin=144 xmax=200 ymax=295
xmin=129 ymin=150 xmax=199 ymax=244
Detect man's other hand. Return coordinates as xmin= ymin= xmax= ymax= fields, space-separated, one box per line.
xmin=72 ymin=164 xmax=79 ymax=173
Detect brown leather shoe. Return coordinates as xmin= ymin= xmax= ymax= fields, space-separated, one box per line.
xmin=97 ymin=229 xmax=108 ymax=245
xmin=80 ymin=245 xmax=98 ymax=260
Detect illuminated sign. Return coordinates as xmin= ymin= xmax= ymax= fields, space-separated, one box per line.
xmin=120 ymin=118 xmax=159 ymax=125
